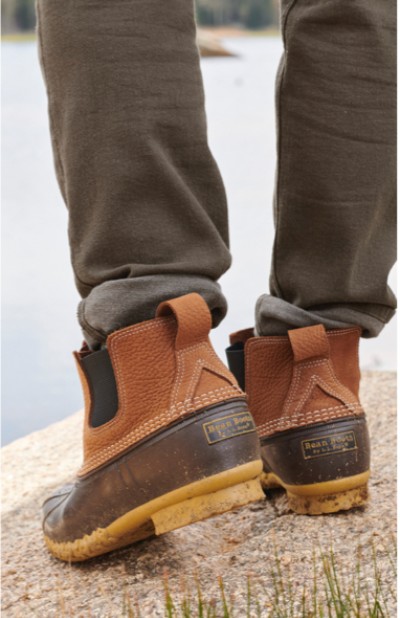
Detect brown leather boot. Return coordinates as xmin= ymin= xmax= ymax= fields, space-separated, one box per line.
xmin=226 ymin=324 xmax=370 ymax=515
xmin=42 ymin=294 xmax=264 ymax=561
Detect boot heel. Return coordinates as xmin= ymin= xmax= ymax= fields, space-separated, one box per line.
xmin=152 ymin=477 xmax=264 ymax=535
xmin=287 ymin=483 xmax=369 ymax=515
xmin=261 ymin=470 xmax=370 ymax=515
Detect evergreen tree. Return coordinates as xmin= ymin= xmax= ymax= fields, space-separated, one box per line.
xmin=242 ymin=0 xmax=275 ymax=28
xmin=196 ymin=0 xmax=278 ymax=30
xmin=14 ymin=0 xmax=36 ymax=31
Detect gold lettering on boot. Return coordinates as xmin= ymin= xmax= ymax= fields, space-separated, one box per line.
xmin=301 ymin=431 xmax=357 ymax=459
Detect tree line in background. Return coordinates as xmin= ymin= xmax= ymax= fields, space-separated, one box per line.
xmin=2 ymin=0 xmax=36 ymax=32
xmin=197 ymin=0 xmax=279 ymax=29
xmin=2 ymin=0 xmax=279 ymax=34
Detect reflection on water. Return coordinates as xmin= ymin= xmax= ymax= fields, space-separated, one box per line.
xmin=2 ymin=38 xmax=396 ymax=445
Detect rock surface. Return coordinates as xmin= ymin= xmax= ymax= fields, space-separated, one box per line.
xmin=197 ymin=30 xmax=236 ymax=57
xmin=2 ymin=372 xmax=396 ymax=617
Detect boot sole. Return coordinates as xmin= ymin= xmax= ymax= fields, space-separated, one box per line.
xmin=261 ymin=470 xmax=370 ymax=515
xmin=44 ymin=460 xmax=263 ymax=562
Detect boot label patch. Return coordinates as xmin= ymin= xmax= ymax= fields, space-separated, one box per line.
xmin=302 ymin=431 xmax=357 ymax=459
xmin=203 ymin=412 xmax=256 ymax=445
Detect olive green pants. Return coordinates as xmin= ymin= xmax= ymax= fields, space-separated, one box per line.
xmin=37 ymin=0 xmax=396 ymax=348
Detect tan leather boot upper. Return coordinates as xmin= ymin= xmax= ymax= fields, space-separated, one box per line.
xmin=76 ymin=293 xmax=242 ymax=475
xmin=230 ymin=324 xmax=364 ymax=438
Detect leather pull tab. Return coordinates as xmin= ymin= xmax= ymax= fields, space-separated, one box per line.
xmin=229 ymin=328 xmax=254 ymax=346
xmin=156 ymin=293 xmax=212 ymax=350
xmin=288 ymin=324 xmax=330 ymax=363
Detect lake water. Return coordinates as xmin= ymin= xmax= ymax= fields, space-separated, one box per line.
xmin=2 ymin=37 xmax=396 ymax=445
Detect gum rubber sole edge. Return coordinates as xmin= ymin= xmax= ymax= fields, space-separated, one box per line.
xmin=44 ymin=460 xmax=264 ymax=562
xmin=261 ymin=470 xmax=370 ymax=515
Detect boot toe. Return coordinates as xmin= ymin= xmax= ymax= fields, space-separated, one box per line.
xmin=42 ymin=484 xmax=74 ymax=536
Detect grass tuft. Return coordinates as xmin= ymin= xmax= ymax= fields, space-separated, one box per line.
xmin=56 ymin=538 xmax=396 ymax=617
xmin=153 ymin=541 xmax=395 ymax=618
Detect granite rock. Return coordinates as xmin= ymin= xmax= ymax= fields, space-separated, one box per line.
xmin=1 ymin=372 xmax=396 ymax=616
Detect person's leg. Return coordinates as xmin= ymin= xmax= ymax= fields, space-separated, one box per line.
xmin=257 ymin=0 xmax=396 ymax=337
xmin=227 ymin=0 xmax=396 ymax=515
xmin=38 ymin=1 xmax=265 ymax=560
xmin=37 ymin=0 xmax=230 ymax=348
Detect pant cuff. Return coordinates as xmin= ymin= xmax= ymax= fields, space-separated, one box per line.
xmin=78 ymin=275 xmax=227 ymax=348
xmin=255 ymin=294 xmax=396 ymax=339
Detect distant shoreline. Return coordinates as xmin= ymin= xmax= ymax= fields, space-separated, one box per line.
xmin=201 ymin=26 xmax=280 ymax=38
xmin=2 ymin=31 xmax=36 ymax=42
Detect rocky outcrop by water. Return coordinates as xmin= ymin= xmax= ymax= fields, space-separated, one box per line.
xmin=2 ymin=372 xmax=396 ymax=616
